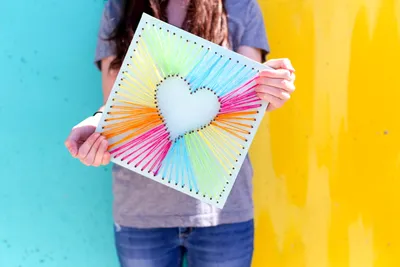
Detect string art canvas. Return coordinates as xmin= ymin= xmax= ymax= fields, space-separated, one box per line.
xmin=96 ymin=13 xmax=270 ymax=208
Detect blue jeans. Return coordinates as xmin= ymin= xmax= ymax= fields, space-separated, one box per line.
xmin=114 ymin=220 xmax=254 ymax=267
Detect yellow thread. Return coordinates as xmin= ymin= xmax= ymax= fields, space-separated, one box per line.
xmin=126 ymin=63 xmax=155 ymax=94
xmin=130 ymin=48 xmax=156 ymax=92
xmin=131 ymin=51 xmax=159 ymax=90
xmin=126 ymin=61 xmax=156 ymax=96
xmin=115 ymin=98 xmax=153 ymax=108
xmin=198 ymin=131 xmax=230 ymax=175
xmin=138 ymin=32 xmax=163 ymax=82
xmin=208 ymin=125 xmax=242 ymax=155
xmin=202 ymin=127 xmax=238 ymax=162
xmin=118 ymin=78 xmax=138 ymax=94
xmin=115 ymin=91 xmax=152 ymax=106
xmin=122 ymin=71 xmax=153 ymax=98
xmin=151 ymin=27 xmax=167 ymax=77
xmin=121 ymin=73 xmax=151 ymax=99
xmin=189 ymin=133 xmax=221 ymax=197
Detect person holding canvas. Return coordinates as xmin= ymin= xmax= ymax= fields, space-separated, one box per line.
xmin=65 ymin=0 xmax=296 ymax=266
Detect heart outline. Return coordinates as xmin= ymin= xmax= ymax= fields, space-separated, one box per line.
xmin=155 ymin=74 xmax=221 ymax=142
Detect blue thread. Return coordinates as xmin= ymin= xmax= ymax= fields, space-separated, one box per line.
xmin=191 ymin=133 xmax=213 ymax=194
xmin=177 ymin=138 xmax=183 ymax=187
xmin=158 ymin=137 xmax=199 ymax=191
xmin=215 ymin=64 xmax=245 ymax=95
xmin=226 ymin=68 xmax=258 ymax=95
xmin=176 ymin=138 xmax=184 ymax=186
xmin=186 ymin=49 xmax=212 ymax=85
xmin=178 ymin=137 xmax=189 ymax=189
xmin=209 ymin=62 xmax=238 ymax=97
xmin=206 ymin=58 xmax=231 ymax=90
xmin=159 ymin=141 xmax=177 ymax=181
xmin=215 ymin=65 xmax=249 ymax=96
xmin=184 ymin=135 xmax=200 ymax=193
xmin=182 ymin=136 xmax=198 ymax=192
xmin=190 ymin=54 xmax=222 ymax=90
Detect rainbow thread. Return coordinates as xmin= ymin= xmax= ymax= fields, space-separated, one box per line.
xmin=99 ymin=18 xmax=264 ymax=204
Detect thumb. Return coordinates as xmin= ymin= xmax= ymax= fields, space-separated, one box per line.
xmin=65 ymin=130 xmax=80 ymax=158
xmin=265 ymin=58 xmax=295 ymax=72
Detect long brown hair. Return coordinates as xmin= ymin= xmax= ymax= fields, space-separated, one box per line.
xmin=108 ymin=0 xmax=229 ymax=70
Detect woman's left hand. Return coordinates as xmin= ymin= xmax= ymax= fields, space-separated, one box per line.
xmin=255 ymin=58 xmax=296 ymax=111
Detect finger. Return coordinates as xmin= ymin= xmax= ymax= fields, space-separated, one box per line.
xmin=83 ymin=135 xmax=104 ymax=166
xmin=65 ymin=129 xmax=83 ymax=157
xmin=102 ymin=151 xmax=111 ymax=166
xmin=255 ymin=85 xmax=291 ymax=100
xmin=290 ymin=72 xmax=296 ymax=82
xmin=259 ymin=68 xmax=292 ymax=80
xmin=265 ymin=58 xmax=295 ymax=72
xmin=65 ymin=138 xmax=79 ymax=158
xmin=93 ymin=139 xmax=108 ymax=167
xmin=78 ymin=133 xmax=101 ymax=160
xmin=258 ymin=93 xmax=285 ymax=109
xmin=257 ymin=77 xmax=295 ymax=92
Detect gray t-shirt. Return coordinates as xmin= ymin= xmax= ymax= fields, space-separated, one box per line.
xmin=95 ymin=0 xmax=270 ymax=228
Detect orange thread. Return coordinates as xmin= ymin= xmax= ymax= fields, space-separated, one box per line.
xmin=210 ymin=122 xmax=247 ymax=141
xmin=106 ymin=117 xmax=162 ymax=149
xmin=101 ymin=106 xmax=163 ymax=149
xmin=213 ymin=121 xmax=249 ymax=135
xmin=214 ymin=119 xmax=252 ymax=129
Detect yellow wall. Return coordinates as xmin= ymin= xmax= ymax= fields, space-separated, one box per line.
xmin=251 ymin=0 xmax=400 ymax=266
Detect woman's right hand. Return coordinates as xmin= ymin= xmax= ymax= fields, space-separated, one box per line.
xmin=64 ymin=116 xmax=111 ymax=166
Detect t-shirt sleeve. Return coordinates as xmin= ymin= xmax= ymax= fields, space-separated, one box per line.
xmin=240 ymin=0 xmax=270 ymax=59
xmin=94 ymin=0 xmax=120 ymax=69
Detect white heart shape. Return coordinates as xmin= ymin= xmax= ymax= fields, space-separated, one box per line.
xmin=156 ymin=76 xmax=220 ymax=140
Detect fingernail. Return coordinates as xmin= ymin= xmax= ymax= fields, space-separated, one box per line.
xmin=70 ymin=148 xmax=77 ymax=157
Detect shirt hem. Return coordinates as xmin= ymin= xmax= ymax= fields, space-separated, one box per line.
xmin=114 ymin=208 xmax=254 ymax=228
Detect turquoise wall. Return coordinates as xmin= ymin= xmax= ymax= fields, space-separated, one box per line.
xmin=0 ymin=1 xmax=120 ymax=266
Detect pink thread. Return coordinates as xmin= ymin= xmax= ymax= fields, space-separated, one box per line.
xmin=219 ymin=77 xmax=257 ymax=103
xmin=123 ymin=131 xmax=169 ymax=163
xmin=219 ymin=83 xmax=261 ymax=114
xmin=125 ymin=129 xmax=168 ymax=158
xmin=130 ymin=133 xmax=170 ymax=167
xmin=220 ymin=102 xmax=260 ymax=114
xmin=219 ymin=89 xmax=258 ymax=111
xmin=110 ymin=124 xmax=165 ymax=156
xmin=220 ymin=91 xmax=259 ymax=109
xmin=219 ymin=104 xmax=262 ymax=114
xmin=152 ymin=141 xmax=173 ymax=175
xmin=221 ymin=96 xmax=260 ymax=109
xmin=219 ymin=77 xmax=256 ymax=102
xmin=221 ymin=90 xmax=255 ymax=103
